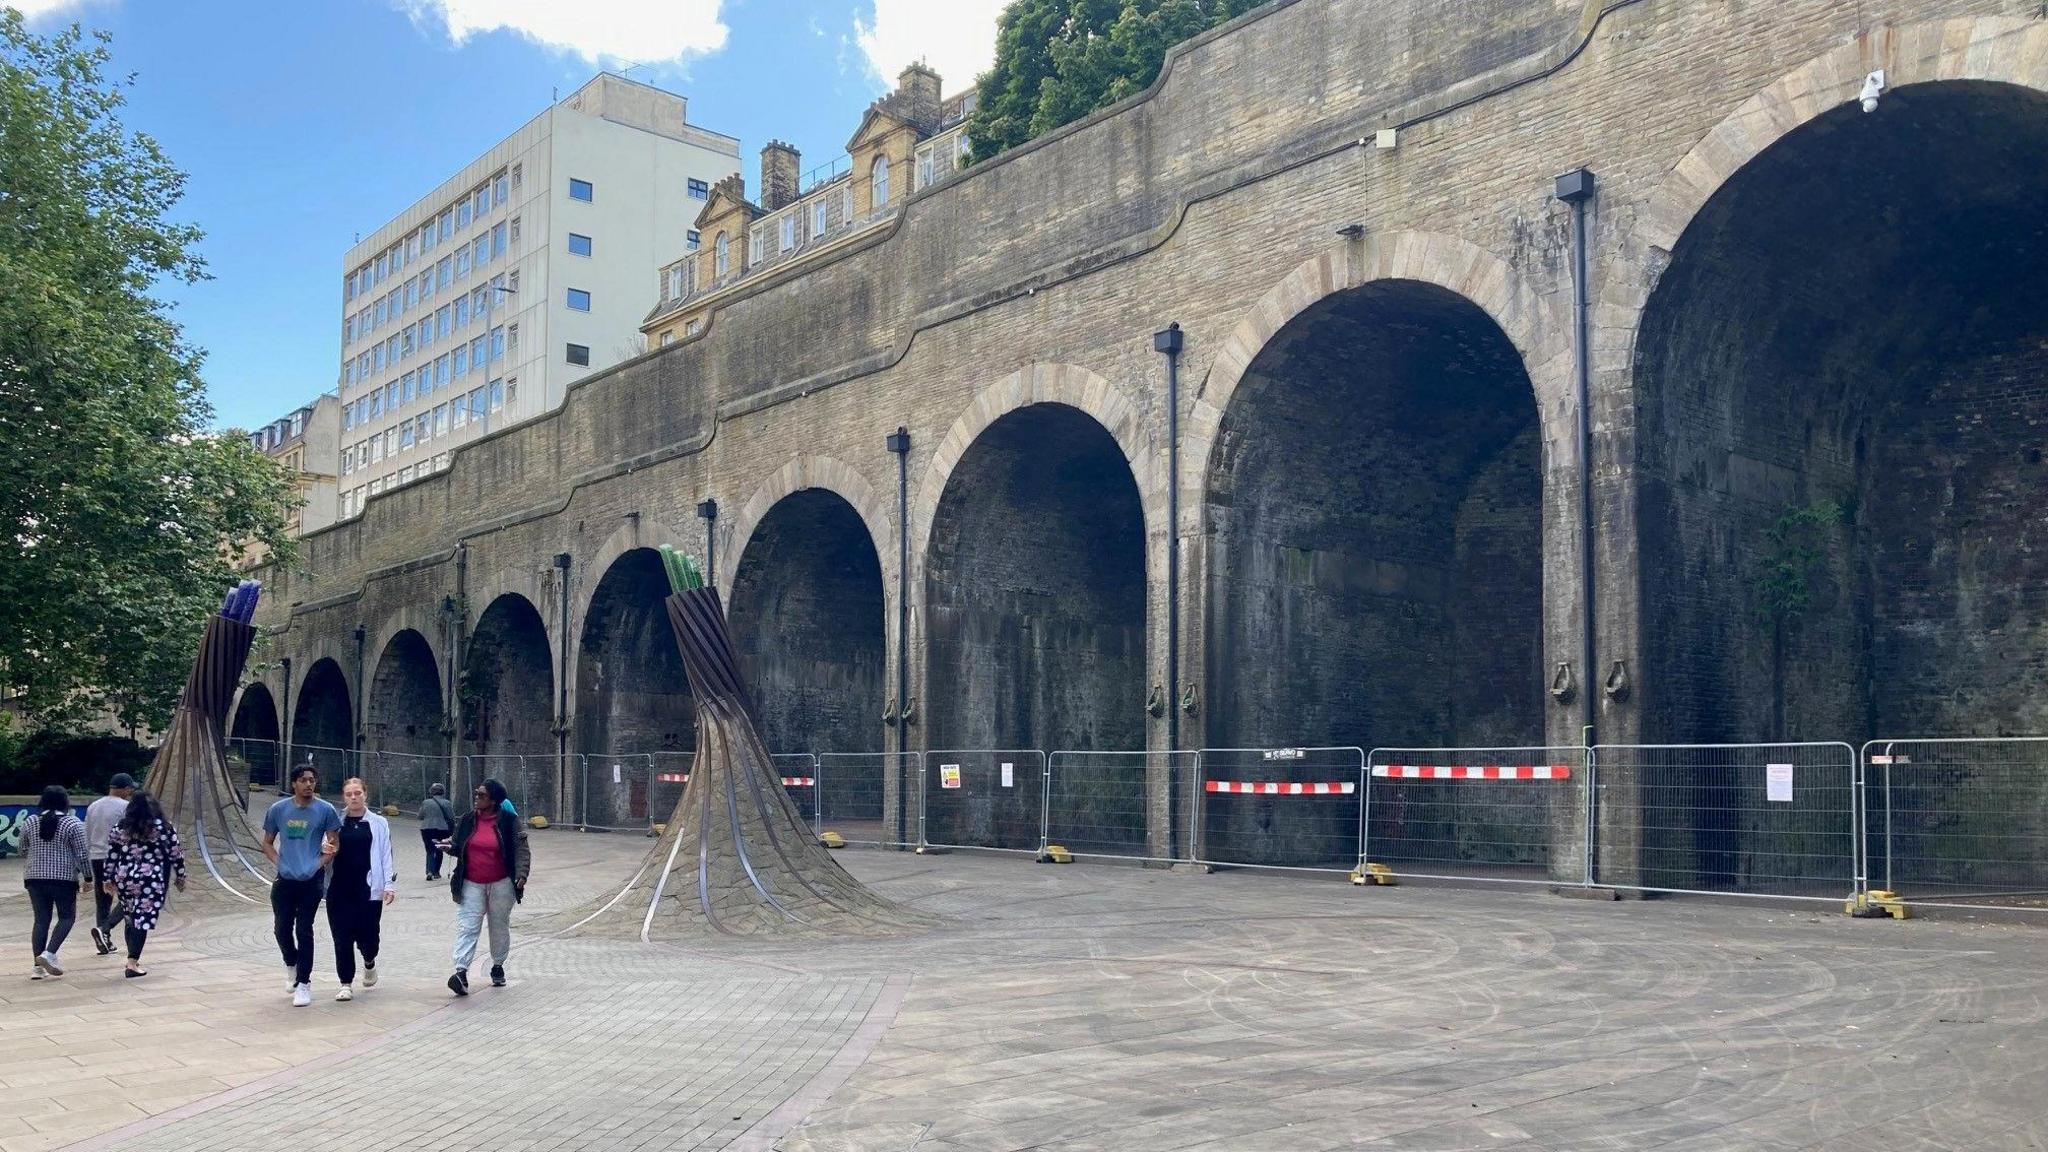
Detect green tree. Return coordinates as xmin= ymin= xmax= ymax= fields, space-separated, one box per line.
xmin=0 ymin=13 xmax=296 ymax=734
xmin=970 ymin=0 xmax=1254 ymax=161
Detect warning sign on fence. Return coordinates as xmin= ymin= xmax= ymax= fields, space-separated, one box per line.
xmin=1000 ymin=762 xmax=1013 ymax=788
xmin=940 ymin=764 xmax=961 ymax=789
xmin=1767 ymin=763 xmax=1793 ymax=802
xmin=1263 ymin=748 xmax=1306 ymax=761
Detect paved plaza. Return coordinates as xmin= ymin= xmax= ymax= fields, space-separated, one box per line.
xmin=3 ymin=818 xmax=2046 ymax=1151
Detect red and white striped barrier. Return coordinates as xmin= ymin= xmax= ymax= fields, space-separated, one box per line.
xmin=1205 ymin=780 xmax=1356 ymax=795
xmin=1372 ymin=764 xmax=1571 ymax=780
xmin=654 ymin=774 xmax=814 ymax=787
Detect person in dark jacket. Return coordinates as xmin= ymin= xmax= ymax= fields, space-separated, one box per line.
xmin=23 ymin=786 xmax=88 ymax=978
xmin=443 ymin=778 xmax=529 ymax=996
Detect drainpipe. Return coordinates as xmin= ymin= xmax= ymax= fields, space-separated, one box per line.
xmin=351 ymin=623 xmax=367 ymax=759
xmin=887 ymin=426 xmax=912 ymax=845
xmin=697 ymin=499 xmax=720 ymax=591
xmin=1555 ymin=168 xmax=1597 ymax=878
xmin=553 ymin=551 xmax=571 ymax=815
xmin=1154 ymin=323 xmax=1184 ymax=858
xmin=448 ymin=542 xmax=468 ymax=789
xmin=279 ymin=656 xmax=294 ymax=774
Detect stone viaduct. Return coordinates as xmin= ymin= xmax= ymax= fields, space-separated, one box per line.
xmin=232 ymin=0 xmax=2048 ymax=866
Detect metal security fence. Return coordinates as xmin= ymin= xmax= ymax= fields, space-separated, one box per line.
xmin=647 ymin=752 xmax=695 ymax=831
xmin=1045 ymin=750 xmax=1198 ymax=862
xmin=922 ymin=750 xmax=1046 ymax=854
xmin=289 ymin=742 xmax=361 ymax=790
xmin=225 ymin=737 xmax=281 ymax=790
xmin=1366 ymin=746 xmax=1587 ymax=886
xmin=1592 ymin=742 xmax=1857 ymax=901
xmin=771 ymin=753 xmax=821 ymax=828
xmin=816 ymin=752 xmax=916 ymax=847
xmin=365 ymin=751 xmax=449 ymax=812
xmin=1863 ymin=737 xmax=2048 ymax=912
xmin=1193 ymin=747 xmax=1366 ymax=873
xmin=463 ymin=753 xmax=558 ymax=825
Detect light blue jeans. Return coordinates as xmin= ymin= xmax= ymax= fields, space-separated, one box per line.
xmin=452 ymin=878 xmax=514 ymax=971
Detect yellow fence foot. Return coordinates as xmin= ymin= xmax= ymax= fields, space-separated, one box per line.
xmin=818 ymin=831 xmax=846 ymax=849
xmin=1350 ymin=862 xmax=1397 ymax=887
xmin=1846 ymin=890 xmax=1911 ymax=920
xmin=1037 ymin=845 xmax=1073 ymax=864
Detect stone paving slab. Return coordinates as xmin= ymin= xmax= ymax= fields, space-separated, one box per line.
xmin=4 ymin=828 xmax=2047 ymax=1151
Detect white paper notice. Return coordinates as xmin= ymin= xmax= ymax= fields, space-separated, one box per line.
xmin=1001 ymin=762 xmax=1014 ymax=788
xmin=1766 ymin=763 xmax=1793 ymax=802
xmin=612 ymin=763 xmax=622 ymax=784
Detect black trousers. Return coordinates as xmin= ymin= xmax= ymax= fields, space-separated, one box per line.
xmin=90 ymin=860 xmax=126 ymax=933
xmin=125 ymin=923 xmax=149 ymax=962
xmin=270 ymin=875 xmax=324 ymax=985
xmin=326 ymin=892 xmax=383 ymax=985
xmin=26 ymin=879 xmax=77 ymax=958
xmin=421 ymin=828 xmax=446 ymax=877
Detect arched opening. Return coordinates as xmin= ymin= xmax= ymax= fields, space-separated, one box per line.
xmin=228 ymin=684 xmax=280 ymax=787
xmin=1204 ymin=279 xmax=1544 ymax=866
xmin=1206 ymin=279 xmax=1544 ymax=748
xmin=290 ymin=657 xmax=354 ymax=784
xmin=926 ymin=402 xmax=1147 ymax=758
xmin=367 ymin=630 xmax=443 ymax=772
xmin=577 ymin=547 xmax=694 ymax=827
xmin=463 ymin=594 xmax=555 ymax=759
xmin=728 ymin=489 xmax=885 ymax=754
xmin=1637 ymin=81 xmax=2048 ymax=743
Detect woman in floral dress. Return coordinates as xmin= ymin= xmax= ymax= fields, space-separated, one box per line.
xmin=105 ymin=790 xmax=185 ymax=978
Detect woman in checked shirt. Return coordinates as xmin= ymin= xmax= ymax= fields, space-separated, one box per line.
xmin=22 ymin=785 xmax=88 ymax=979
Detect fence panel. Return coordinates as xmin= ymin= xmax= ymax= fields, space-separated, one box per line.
xmin=1045 ymin=751 xmax=1198 ymax=862
xmin=225 ymin=737 xmax=281 ymax=791
xmin=1366 ymin=746 xmax=1587 ymax=886
xmin=1592 ymin=742 xmax=1856 ymax=901
xmin=922 ymin=750 xmax=1046 ymax=854
xmin=1864 ymin=737 xmax=2048 ymax=913
xmin=464 ymin=753 xmax=558 ymax=824
xmin=571 ymin=753 xmax=659 ymax=832
xmin=772 ymin=753 xmax=820 ymax=829
xmin=1193 ymin=747 xmax=1365 ymax=873
xmin=816 ymin=752 xmax=916 ymax=847
xmin=287 ymin=742 xmax=361 ymax=791
xmin=366 ymin=751 xmax=448 ymax=813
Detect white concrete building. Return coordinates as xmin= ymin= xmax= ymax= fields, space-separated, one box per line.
xmin=333 ymin=74 xmax=739 ymax=520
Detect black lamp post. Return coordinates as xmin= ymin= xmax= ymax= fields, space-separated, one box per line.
xmin=697 ymin=498 xmax=719 ymax=590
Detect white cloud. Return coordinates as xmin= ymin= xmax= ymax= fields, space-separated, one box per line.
xmin=402 ymin=0 xmax=728 ymax=66
xmin=853 ymin=0 xmax=1007 ymax=93
xmin=7 ymin=0 xmax=103 ymax=19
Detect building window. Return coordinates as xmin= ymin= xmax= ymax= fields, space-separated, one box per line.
xmin=455 ymin=247 xmax=470 ymax=278
xmin=780 ymin=214 xmax=796 ymax=252
xmin=568 ymin=178 xmax=593 ymax=202
xmin=452 ymin=346 xmax=467 ymax=377
xmin=842 ymin=184 xmax=855 ymax=223
xmin=666 ymin=266 xmax=684 ymax=299
xmin=437 ymin=256 xmax=452 ymax=289
xmin=917 ymin=147 xmax=935 ymax=190
xmin=567 ymin=233 xmax=592 ymax=257
xmin=506 ymin=322 xmax=518 ymax=357
xmin=470 ymin=335 xmax=484 ymax=366
xmin=400 ymin=423 xmax=415 ymax=449
xmin=488 ymin=380 xmax=505 ymax=411
xmin=686 ymin=229 xmax=700 ymax=251
xmin=813 ymin=200 xmax=828 ymax=238
xmin=451 ymin=400 xmax=467 ymax=430
xmin=688 ymin=178 xmax=708 ymax=199
xmin=566 ymin=288 xmax=590 ymax=312
xmin=685 ymin=318 xmax=702 ymax=337
xmin=748 ymin=225 xmax=764 ymax=267
xmin=472 ymin=235 xmax=488 ymax=268
xmin=490 ymin=326 xmax=505 ymax=361
xmin=566 ymin=343 xmax=590 ymax=366
xmin=714 ymin=232 xmax=728 ymax=277
xmin=433 ymin=404 xmax=448 ymax=436
xmin=454 ymin=296 xmax=468 ymax=329
xmin=455 ymin=199 xmax=471 ymax=231
xmin=659 ymin=331 xmax=674 ymax=347
xmin=870 ymin=155 xmax=889 ymax=208
xmin=491 ymin=222 xmax=506 ymax=260
xmin=493 ymin=173 xmax=508 ymax=207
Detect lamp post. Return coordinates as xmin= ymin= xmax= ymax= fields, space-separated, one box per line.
xmin=697 ymin=498 xmax=719 ymax=590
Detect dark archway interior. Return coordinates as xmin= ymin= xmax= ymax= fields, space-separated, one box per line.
xmin=926 ymin=403 xmax=1147 ymax=752
xmin=1205 ymin=278 xmax=1544 ymax=751
xmin=728 ymin=489 xmax=886 ymax=755
xmin=464 ymin=594 xmax=555 ymax=759
xmin=576 ymin=547 xmax=695 ymax=757
xmin=228 ymin=684 xmax=280 ymax=787
xmin=291 ymin=658 xmax=354 ymax=782
xmin=368 ymin=629 xmax=442 ymax=762
xmin=1638 ymin=81 xmax=2048 ymax=743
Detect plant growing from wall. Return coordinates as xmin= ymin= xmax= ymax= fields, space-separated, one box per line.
xmin=1752 ymin=501 xmax=1846 ymax=738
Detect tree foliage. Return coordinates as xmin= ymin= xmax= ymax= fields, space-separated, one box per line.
xmin=0 ymin=13 xmax=296 ymax=734
xmin=970 ymin=0 xmax=1256 ymax=162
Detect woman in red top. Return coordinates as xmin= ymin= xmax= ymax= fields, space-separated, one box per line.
xmin=444 ymin=778 xmax=530 ymax=996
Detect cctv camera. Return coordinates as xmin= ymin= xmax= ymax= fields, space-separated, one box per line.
xmin=1859 ymin=69 xmax=1885 ymax=113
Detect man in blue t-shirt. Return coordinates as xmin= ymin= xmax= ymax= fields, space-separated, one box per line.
xmin=263 ymin=765 xmax=341 ymax=1007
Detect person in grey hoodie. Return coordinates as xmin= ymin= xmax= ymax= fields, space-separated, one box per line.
xmin=418 ymin=783 xmax=455 ymax=881
xmin=84 ymin=773 xmax=135 ymax=955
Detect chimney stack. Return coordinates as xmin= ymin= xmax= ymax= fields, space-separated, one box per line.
xmin=760 ymin=140 xmax=801 ymax=212
xmin=896 ymin=63 xmax=943 ymax=133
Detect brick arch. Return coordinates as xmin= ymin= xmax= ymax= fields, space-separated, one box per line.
xmin=1184 ymin=233 xmax=1570 ymax=528
xmin=913 ymin=362 xmax=1158 ymax=565
xmin=1627 ymin=15 xmax=2048 ymax=333
xmin=722 ymin=456 xmax=894 ymax=596
xmin=572 ymin=517 xmax=694 ymax=638
xmin=367 ymin=609 xmax=446 ymax=692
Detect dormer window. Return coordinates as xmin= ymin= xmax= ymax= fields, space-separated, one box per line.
xmin=715 ymin=231 xmax=729 ymax=277
xmin=870 ymin=155 xmax=890 ymax=208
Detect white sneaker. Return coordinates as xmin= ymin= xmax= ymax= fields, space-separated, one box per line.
xmin=362 ymin=965 xmax=378 ymax=988
xmin=36 ymin=952 xmax=63 ymax=977
xmin=287 ymin=968 xmax=298 ymax=994
xmin=334 ymin=986 xmax=353 ymax=1002
xmin=292 ymin=983 xmax=312 ymax=1008
xmin=30 ymin=966 xmax=44 ymax=981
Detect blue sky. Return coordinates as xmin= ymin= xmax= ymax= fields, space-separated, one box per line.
xmin=11 ymin=0 xmax=1004 ymax=430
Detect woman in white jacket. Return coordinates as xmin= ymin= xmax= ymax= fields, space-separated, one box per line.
xmin=328 ymin=778 xmax=397 ymax=1001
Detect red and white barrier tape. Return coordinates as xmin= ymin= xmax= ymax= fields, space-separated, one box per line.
xmin=654 ymin=773 xmax=814 ymax=787
xmin=1372 ymin=764 xmax=1571 ymax=780
xmin=1205 ymin=780 xmax=1356 ymax=795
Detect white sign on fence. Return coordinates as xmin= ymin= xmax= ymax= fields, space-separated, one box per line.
xmin=940 ymin=764 xmax=961 ymax=790
xmin=1000 ymin=762 xmax=1013 ymax=788
xmin=1766 ymin=763 xmax=1793 ymax=802
xmin=1263 ymin=749 xmax=1306 ymax=761
xmin=612 ymin=763 xmax=621 ymax=784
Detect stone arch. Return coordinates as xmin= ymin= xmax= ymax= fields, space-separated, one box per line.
xmin=290 ymin=656 xmax=355 ymax=783
xmin=366 ymin=628 xmax=444 ymax=761
xmin=366 ymin=607 xmax=446 ymax=696
xmin=722 ymin=456 xmax=894 ymax=596
xmin=228 ymin=682 xmax=281 ymax=787
xmin=463 ymin=592 xmax=556 ymax=759
xmin=1185 ymin=233 xmax=1571 ymax=521
xmin=914 ymin=363 xmax=1158 ymax=565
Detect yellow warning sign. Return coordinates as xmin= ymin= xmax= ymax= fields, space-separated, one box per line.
xmin=940 ymin=764 xmax=962 ymax=789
